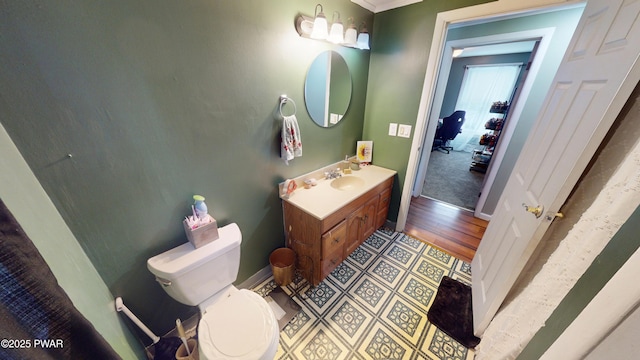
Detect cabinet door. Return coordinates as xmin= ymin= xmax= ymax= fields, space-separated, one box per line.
xmin=361 ymin=196 xmax=378 ymax=242
xmin=375 ymin=188 xmax=392 ymax=229
xmin=345 ymin=207 xmax=364 ymax=256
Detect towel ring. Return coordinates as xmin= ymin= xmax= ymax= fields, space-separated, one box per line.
xmin=279 ymin=95 xmax=297 ymax=117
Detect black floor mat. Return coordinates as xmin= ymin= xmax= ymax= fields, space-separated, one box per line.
xmin=427 ymin=276 xmax=481 ymax=348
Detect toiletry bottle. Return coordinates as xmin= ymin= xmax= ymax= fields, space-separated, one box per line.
xmin=343 ymin=155 xmax=352 ymax=174
xmin=193 ymin=195 xmax=208 ymax=220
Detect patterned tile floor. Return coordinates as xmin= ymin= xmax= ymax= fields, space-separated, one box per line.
xmin=252 ymin=228 xmax=475 ymax=360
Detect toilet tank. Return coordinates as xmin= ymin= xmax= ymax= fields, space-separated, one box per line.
xmin=147 ymin=223 xmax=241 ymax=306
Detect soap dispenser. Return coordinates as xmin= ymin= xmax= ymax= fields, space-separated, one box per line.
xmin=193 ymin=195 xmax=208 ymax=220
xmin=343 ymin=155 xmax=352 ymax=174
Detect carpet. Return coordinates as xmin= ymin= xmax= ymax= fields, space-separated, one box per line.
xmin=427 ymin=276 xmax=481 ymax=349
xmin=422 ymin=150 xmax=485 ymax=210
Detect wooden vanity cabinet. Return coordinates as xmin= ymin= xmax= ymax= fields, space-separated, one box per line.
xmin=321 ymin=220 xmax=346 ymax=278
xmin=283 ymin=177 xmax=393 ymax=286
xmin=376 ymin=187 xmax=392 ymax=229
xmin=345 ymin=196 xmax=378 ymax=256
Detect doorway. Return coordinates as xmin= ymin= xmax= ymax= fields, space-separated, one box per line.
xmin=421 ymin=55 xmax=532 ymax=211
xmin=405 ymin=4 xmax=585 ymax=227
xmin=413 ymin=29 xmax=550 ymax=218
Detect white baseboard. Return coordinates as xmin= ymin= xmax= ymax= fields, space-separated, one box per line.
xmin=237 ymin=265 xmax=273 ymax=290
xmin=476 ymin=212 xmax=492 ymax=221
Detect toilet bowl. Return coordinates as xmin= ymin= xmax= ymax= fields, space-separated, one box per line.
xmin=147 ymin=223 xmax=279 ymax=360
xmin=198 ymin=287 xmax=279 ymax=359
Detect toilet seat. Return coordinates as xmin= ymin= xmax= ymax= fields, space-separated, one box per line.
xmin=198 ymin=289 xmax=279 ymax=359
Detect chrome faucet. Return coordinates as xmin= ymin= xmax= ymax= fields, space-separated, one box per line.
xmin=325 ymin=168 xmax=342 ymax=179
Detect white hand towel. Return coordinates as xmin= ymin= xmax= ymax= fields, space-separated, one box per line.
xmin=281 ymin=114 xmax=302 ymax=165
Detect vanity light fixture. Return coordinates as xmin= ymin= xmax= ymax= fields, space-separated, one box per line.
xmin=295 ymin=4 xmax=370 ymax=50
xmin=343 ymin=17 xmax=357 ymax=47
xmin=327 ymin=11 xmax=344 ymax=44
xmin=310 ymin=4 xmax=328 ymax=40
xmin=356 ymin=22 xmax=370 ymax=50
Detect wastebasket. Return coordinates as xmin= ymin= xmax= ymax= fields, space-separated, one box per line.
xmin=269 ymin=248 xmax=295 ymax=286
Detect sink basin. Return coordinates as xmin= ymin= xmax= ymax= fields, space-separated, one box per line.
xmin=330 ymin=176 xmax=365 ymax=191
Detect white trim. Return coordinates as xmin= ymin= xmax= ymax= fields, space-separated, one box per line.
xmin=473 ymin=28 xmax=555 ymax=219
xmin=350 ymin=0 xmax=376 ymax=12
xmin=462 ymin=62 xmax=524 ymax=69
xmin=238 ymin=265 xmax=273 ymax=290
xmin=413 ymin=39 xmax=535 ymax=204
xmin=351 ymin=0 xmax=423 ymax=13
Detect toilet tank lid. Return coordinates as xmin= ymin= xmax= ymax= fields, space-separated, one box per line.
xmin=147 ymin=223 xmax=241 ymax=279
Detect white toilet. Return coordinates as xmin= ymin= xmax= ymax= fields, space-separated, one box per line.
xmin=147 ymin=223 xmax=279 ymax=360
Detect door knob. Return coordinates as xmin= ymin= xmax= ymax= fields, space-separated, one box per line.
xmin=545 ymin=211 xmax=564 ymax=221
xmin=522 ymin=203 xmax=543 ymax=218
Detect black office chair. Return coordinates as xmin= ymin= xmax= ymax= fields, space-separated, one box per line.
xmin=432 ymin=110 xmax=465 ymax=153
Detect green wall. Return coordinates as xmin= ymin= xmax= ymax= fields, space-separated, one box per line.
xmin=362 ymin=0 xmax=494 ymax=220
xmin=0 ymin=0 xmax=372 ymax=339
xmin=0 ymin=0 xmax=598 ymax=355
xmin=0 ymin=123 xmax=142 ymax=359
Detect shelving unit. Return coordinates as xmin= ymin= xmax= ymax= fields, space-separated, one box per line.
xmin=470 ymin=101 xmax=509 ymax=173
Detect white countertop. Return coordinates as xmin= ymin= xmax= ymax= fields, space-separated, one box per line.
xmin=281 ymin=165 xmax=396 ymax=220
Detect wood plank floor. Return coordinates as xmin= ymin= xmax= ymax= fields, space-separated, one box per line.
xmin=404 ymin=196 xmax=488 ymax=263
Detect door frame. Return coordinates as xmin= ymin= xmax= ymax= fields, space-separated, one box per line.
xmin=411 ymin=28 xmax=555 ymax=220
xmin=396 ymin=0 xmax=586 ymax=232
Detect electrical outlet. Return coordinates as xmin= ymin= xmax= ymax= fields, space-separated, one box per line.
xmin=388 ymin=123 xmax=398 ymax=136
xmin=398 ymin=124 xmax=412 ymax=138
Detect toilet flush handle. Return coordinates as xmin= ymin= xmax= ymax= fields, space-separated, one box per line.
xmin=155 ymin=277 xmax=172 ymax=287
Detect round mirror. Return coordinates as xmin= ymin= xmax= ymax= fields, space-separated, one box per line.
xmin=304 ymin=51 xmax=352 ymax=127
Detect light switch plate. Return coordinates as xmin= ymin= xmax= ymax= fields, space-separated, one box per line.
xmin=388 ymin=123 xmax=398 ymax=136
xmin=398 ymin=124 xmax=412 ymax=138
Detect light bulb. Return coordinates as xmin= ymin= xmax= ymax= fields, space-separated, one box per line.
xmin=310 ymin=4 xmax=328 ymax=40
xmin=327 ymin=11 xmax=343 ymax=44
xmin=356 ymin=32 xmax=369 ymax=50
xmin=344 ymin=24 xmax=357 ymax=46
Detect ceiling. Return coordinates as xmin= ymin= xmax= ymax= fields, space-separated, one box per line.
xmin=351 ymin=0 xmax=422 ymax=13
xmin=349 ymin=1 xmax=539 ymax=58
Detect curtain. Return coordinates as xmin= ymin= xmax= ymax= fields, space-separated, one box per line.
xmin=450 ymin=64 xmax=521 ymax=152
xmin=0 ymin=199 xmax=120 ymax=360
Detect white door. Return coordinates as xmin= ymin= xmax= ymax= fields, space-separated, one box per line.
xmin=472 ymin=0 xmax=640 ymax=336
